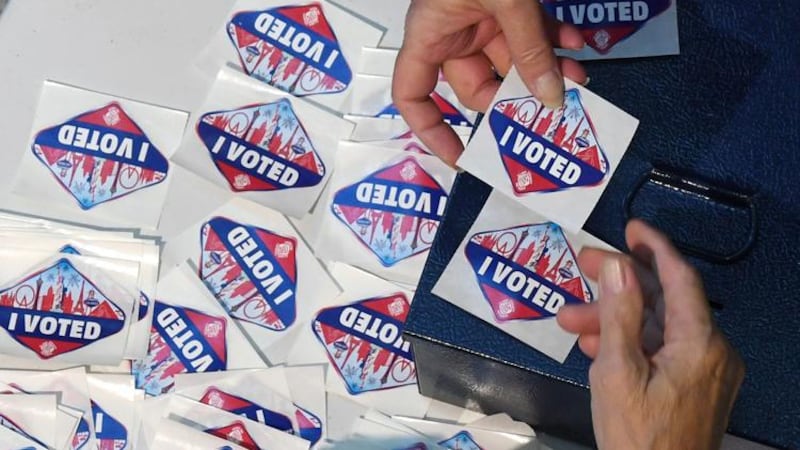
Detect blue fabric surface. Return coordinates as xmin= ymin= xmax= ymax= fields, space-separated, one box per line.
xmin=405 ymin=0 xmax=800 ymax=448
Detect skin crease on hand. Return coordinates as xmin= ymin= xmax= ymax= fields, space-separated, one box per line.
xmin=557 ymin=220 xmax=746 ymax=450
xmin=392 ymin=0 xmax=587 ymax=167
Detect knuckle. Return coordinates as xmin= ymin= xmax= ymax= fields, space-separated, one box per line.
xmin=515 ymin=43 xmax=552 ymax=69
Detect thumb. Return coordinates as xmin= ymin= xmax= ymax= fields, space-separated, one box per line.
xmin=489 ymin=0 xmax=564 ymax=107
xmin=596 ymin=257 xmax=647 ymax=372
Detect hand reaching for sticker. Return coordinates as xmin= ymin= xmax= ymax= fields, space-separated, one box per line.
xmin=557 ymin=220 xmax=745 ymax=450
xmin=392 ymin=0 xmax=587 ymax=166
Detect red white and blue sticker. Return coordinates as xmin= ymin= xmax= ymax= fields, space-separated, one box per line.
xmin=331 ymin=157 xmax=448 ymax=266
xmin=31 ymin=102 xmax=168 ymax=210
xmin=199 ymin=217 xmax=297 ymax=332
xmin=465 ymin=223 xmax=592 ymax=322
xmin=196 ymin=100 xmax=325 ymax=192
xmin=0 ymin=258 xmax=126 ymax=359
xmin=227 ymin=3 xmax=351 ymax=96
xmin=199 ymin=387 xmax=323 ymax=445
xmin=72 ymin=416 xmax=90 ymax=450
xmin=377 ymin=92 xmax=473 ymax=127
xmin=439 ymin=431 xmax=483 ymax=450
xmin=91 ymin=401 xmax=127 ymax=449
xmin=489 ymin=90 xmax=608 ymax=195
xmin=540 ymin=0 xmax=672 ymax=54
xmin=206 ymin=422 xmax=258 ymax=450
xmin=132 ymin=302 xmax=228 ymax=396
xmin=312 ymin=294 xmax=416 ymax=395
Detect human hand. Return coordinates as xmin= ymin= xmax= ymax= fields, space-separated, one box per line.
xmin=557 ymin=220 xmax=745 ymax=450
xmin=392 ymin=0 xmax=587 ymax=166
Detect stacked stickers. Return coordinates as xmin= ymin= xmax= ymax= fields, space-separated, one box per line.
xmin=0 ymin=0 xmax=664 ymax=448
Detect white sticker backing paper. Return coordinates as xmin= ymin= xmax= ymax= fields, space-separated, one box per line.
xmin=172 ymin=66 xmax=354 ymax=218
xmin=11 ymin=81 xmax=188 ymax=229
xmin=433 ymin=189 xmax=618 ymax=363
xmin=457 ymin=67 xmax=639 ymax=233
xmin=197 ymin=0 xmax=383 ymax=112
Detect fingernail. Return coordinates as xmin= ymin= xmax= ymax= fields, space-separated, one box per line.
xmin=582 ymin=76 xmax=591 ymax=87
xmin=531 ymin=69 xmax=564 ymax=109
xmin=600 ymin=258 xmax=625 ymax=294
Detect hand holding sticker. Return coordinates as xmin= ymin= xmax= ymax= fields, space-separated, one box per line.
xmin=392 ymin=0 xmax=587 ymax=165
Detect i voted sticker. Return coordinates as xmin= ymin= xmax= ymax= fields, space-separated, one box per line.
xmin=91 ymin=401 xmax=127 ymax=449
xmin=489 ymin=91 xmax=608 ymax=195
xmin=31 ymin=102 xmax=168 ymax=210
xmin=541 ymin=0 xmax=672 ymax=54
xmin=72 ymin=416 xmax=91 ymax=450
xmin=377 ymin=92 xmax=473 ymax=127
xmin=133 ymin=302 xmax=227 ymax=396
xmin=331 ymin=157 xmax=448 ymax=266
xmin=196 ymin=100 xmax=325 ymax=192
xmin=0 ymin=258 xmax=126 ymax=359
xmin=200 ymin=387 xmax=323 ymax=445
xmin=227 ymin=3 xmax=352 ymax=96
xmin=465 ymin=223 xmax=592 ymax=322
xmin=199 ymin=217 xmax=297 ymax=332
xmin=439 ymin=431 xmax=483 ymax=450
xmin=206 ymin=422 xmax=258 ymax=449
xmin=312 ymin=294 xmax=416 ymax=395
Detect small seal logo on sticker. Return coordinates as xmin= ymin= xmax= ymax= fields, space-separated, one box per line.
xmin=0 ymin=258 xmax=127 ymax=359
xmin=465 ymin=223 xmax=593 ymax=321
xmin=91 ymin=401 xmax=127 ymax=449
xmin=489 ymin=90 xmax=609 ymax=195
xmin=439 ymin=431 xmax=484 ymax=450
xmin=540 ymin=0 xmax=672 ymax=54
xmin=312 ymin=293 xmax=416 ymax=395
xmin=132 ymin=302 xmax=228 ymax=396
xmin=227 ymin=3 xmax=352 ymax=96
xmin=378 ymin=92 xmax=473 ymax=127
xmin=199 ymin=387 xmax=323 ymax=445
xmin=206 ymin=422 xmax=258 ymax=449
xmin=199 ymin=217 xmax=297 ymax=331
xmin=196 ymin=100 xmax=326 ymax=193
xmin=331 ymin=156 xmax=448 ymax=266
xmin=31 ymin=102 xmax=169 ymax=210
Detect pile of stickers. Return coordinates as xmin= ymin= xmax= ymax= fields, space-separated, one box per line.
xmin=0 ymin=0 xmax=674 ymax=448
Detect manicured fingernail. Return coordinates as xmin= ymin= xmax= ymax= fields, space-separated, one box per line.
xmin=600 ymin=258 xmax=625 ymax=294
xmin=531 ymin=69 xmax=564 ymax=109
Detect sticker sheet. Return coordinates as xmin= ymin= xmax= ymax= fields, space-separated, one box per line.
xmin=132 ymin=263 xmax=266 ymax=396
xmin=0 ymin=423 xmax=47 ymax=450
xmin=0 ymin=231 xmax=157 ymax=360
xmin=457 ymin=68 xmax=639 ymax=233
xmin=0 ymin=393 xmax=57 ymax=449
xmin=0 ymin=251 xmax=136 ymax=366
xmin=541 ymin=0 xmax=679 ymax=60
xmin=161 ymin=196 xmax=340 ymax=365
xmin=346 ymin=74 xmax=476 ymax=128
xmin=393 ymin=416 xmax=539 ymax=450
xmin=11 ymin=81 xmax=188 ymax=229
xmin=346 ymin=116 xmax=472 ymax=144
xmin=164 ymin=395 xmax=310 ymax=450
xmin=433 ymin=190 xmax=617 ymax=363
xmin=289 ymin=264 xmax=432 ymax=418
xmin=173 ymin=66 xmax=354 ymax=218
xmin=356 ymin=47 xmax=399 ymax=77
xmin=314 ymin=145 xmax=456 ymax=286
xmin=0 ymin=367 xmax=97 ymax=450
xmin=150 ymin=418 xmax=248 ymax=450
xmin=87 ymin=374 xmax=137 ymax=450
xmin=175 ymin=369 xmax=325 ymax=446
xmin=342 ymin=415 xmax=444 ymax=449
xmin=198 ymin=0 xmax=383 ymax=112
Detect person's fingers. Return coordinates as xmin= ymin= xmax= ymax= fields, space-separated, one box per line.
xmin=558 ymin=57 xmax=588 ymax=85
xmin=578 ymin=333 xmax=600 ymax=359
xmin=482 ymin=18 xmax=584 ymax=77
xmin=442 ymin=53 xmax=501 ymax=113
xmin=487 ymin=0 xmax=563 ymax=107
xmin=596 ymin=257 xmax=647 ymax=372
xmin=393 ymin=49 xmax=465 ymax=165
xmin=578 ymin=247 xmax=661 ymax=304
xmin=557 ymin=302 xmax=599 ymax=334
xmin=624 ymin=220 xmax=713 ymax=341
